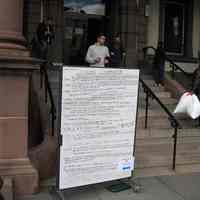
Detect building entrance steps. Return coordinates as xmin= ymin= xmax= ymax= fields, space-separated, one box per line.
xmin=136 ymin=74 xmax=200 ymax=177
xmin=44 ymin=68 xmax=200 ymax=178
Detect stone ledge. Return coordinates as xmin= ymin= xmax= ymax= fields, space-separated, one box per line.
xmin=0 ymin=158 xmax=39 ymax=197
xmin=0 ymin=56 xmax=44 ymax=69
xmin=29 ymin=134 xmax=58 ymax=180
xmin=0 ymin=177 xmax=13 ymax=200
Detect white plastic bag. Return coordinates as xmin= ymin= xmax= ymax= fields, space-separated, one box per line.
xmin=174 ymin=92 xmax=200 ymax=119
xmin=174 ymin=92 xmax=191 ymax=114
xmin=187 ymin=94 xmax=200 ymax=119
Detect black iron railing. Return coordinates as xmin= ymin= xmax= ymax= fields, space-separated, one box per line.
xmin=40 ymin=62 xmax=56 ymax=136
xmin=143 ymin=46 xmax=192 ymax=80
xmin=140 ymin=78 xmax=181 ymax=170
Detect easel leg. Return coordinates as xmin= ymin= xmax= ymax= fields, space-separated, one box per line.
xmin=49 ymin=186 xmax=65 ymax=200
xmin=127 ymin=178 xmax=142 ymax=193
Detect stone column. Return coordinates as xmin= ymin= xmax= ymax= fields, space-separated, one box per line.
xmin=0 ymin=0 xmax=29 ymax=57
xmin=119 ymin=0 xmax=147 ymax=66
xmin=193 ymin=0 xmax=200 ymax=58
xmin=147 ymin=0 xmax=160 ymax=49
xmin=119 ymin=0 xmax=138 ymax=66
xmin=0 ymin=0 xmax=39 ymax=198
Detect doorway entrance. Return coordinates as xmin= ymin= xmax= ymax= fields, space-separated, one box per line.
xmin=63 ymin=14 xmax=108 ymax=65
xmin=87 ymin=18 xmax=106 ymax=46
xmin=160 ymin=0 xmax=193 ymax=56
xmin=160 ymin=1 xmax=185 ymax=55
xmin=63 ymin=0 xmax=109 ymax=65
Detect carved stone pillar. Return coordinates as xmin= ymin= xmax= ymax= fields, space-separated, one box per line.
xmin=119 ymin=0 xmax=137 ymax=66
xmin=119 ymin=0 xmax=146 ymax=66
xmin=0 ymin=0 xmax=39 ymax=198
xmin=0 ymin=0 xmax=29 ymax=57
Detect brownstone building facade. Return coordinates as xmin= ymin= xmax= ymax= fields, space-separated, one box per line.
xmin=23 ymin=0 xmax=148 ymax=66
xmin=0 ymin=0 xmax=200 ymax=198
xmin=23 ymin=0 xmax=199 ymax=68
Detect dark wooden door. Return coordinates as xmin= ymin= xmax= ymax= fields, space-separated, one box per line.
xmin=162 ymin=2 xmax=185 ymax=55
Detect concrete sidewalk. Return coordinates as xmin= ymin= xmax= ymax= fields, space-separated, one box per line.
xmin=18 ymin=173 xmax=200 ymax=200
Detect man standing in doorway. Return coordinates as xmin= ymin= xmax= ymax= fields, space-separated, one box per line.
xmin=109 ymin=35 xmax=126 ymax=68
xmin=86 ymin=34 xmax=110 ymax=67
xmin=153 ymin=41 xmax=166 ymax=86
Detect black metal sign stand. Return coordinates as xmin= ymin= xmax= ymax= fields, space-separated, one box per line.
xmin=49 ymin=186 xmax=65 ymax=200
xmin=55 ymin=66 xmax=141 ymax=199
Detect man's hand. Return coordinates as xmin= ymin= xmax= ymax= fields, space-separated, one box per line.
xmin=104 ymin=59 xmax=109 ymax=64
xmin=95 ymin=57 xmax=101 ymax=63
xmin=104 ymin=57 xmax=110 ymax=64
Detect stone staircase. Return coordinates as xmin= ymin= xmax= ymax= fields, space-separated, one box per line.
xmin=45 ymin=66 xmax=200 ymax=178
xmin=135 ymin=75 xmax=200 ymax=177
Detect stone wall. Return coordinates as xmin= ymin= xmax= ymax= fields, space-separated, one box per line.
xmin=117 ymin=0 xmax=147 ymax=66
xmin=23 ymin=0 xmax=148 ymax=65
xmin=147 ymin=0 xmax=160 ymax=52
xmin=192 ymin=0 xmax=200 ymax=58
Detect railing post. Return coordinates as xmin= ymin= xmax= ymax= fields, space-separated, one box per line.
xmin=40 ymin=66 xmax=43 ymax=89
xmin=52 ymin=110 xmax=55 ymax=137
xmin=45 ymin=75 xmax=48 ymax=103
xmin=143 ymin=48 xmax=147 ymax=60
xmin=145 ymin=90 xmax=149 ymax=129
xmin=172 ymin=126 xmax=178 ymax=170
xmin=0 ymin=177 xmax=3 ymax=190
xmin=171 ymin=63 xmax=175 ymax=78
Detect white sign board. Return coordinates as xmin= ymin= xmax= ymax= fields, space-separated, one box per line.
xmin=58 ymin=67 xmax=139 ymax=190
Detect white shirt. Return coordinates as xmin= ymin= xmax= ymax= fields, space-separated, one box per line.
xmin=85 ymin=44 xmax=110 ymax=67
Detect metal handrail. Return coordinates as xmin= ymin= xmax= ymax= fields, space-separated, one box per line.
xmin=40 ymin=62 xmax=56 ymax=136
xmin=143 ymin=46 xmax=192 ymax=79
xmin=140 ymin=78 xmax=181 ymax=170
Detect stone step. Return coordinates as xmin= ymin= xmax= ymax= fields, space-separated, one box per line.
xmin=137 ymin=117 xmax=171 ymax=129
xmin=136 ymin=128 xmax=172 ymax=139
xmin=134 ymin=163 xmax=200 ymax=178
xmin=135 ymin=152 xmax=200 ymax=168
xmin=136 ymin=128 xmax=200 ymax=139
xmin=139 ymin=97 xmax=177 ymax=108
xmin=139 ymin=91 xmax=171 ymax=99
xmin=137 ymin=112 xmax=198 ymax=129
xmin=137 ymin=110 xmax=196 ymax=128
xmin=179 ymin=118 xmax=200 ymax=128
xmin=135 ymin=141 xmax=173 ymax=153
xmin=136 ymin=138 xmax=200 ymax=152
xmin=135 ymin=132 xmax=200 ymax=165
xmin=138 ymin=109 xmax=168 ymax=118
xmin=139 ymin=85 xmax=165 ymax=93
xmin=141 ymin=80 xmax=168 ymax=89
xmin=136 ymin=75 xmax=200 ymax=174
xmin=138 ymin=104 xmax=197 ymax=123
